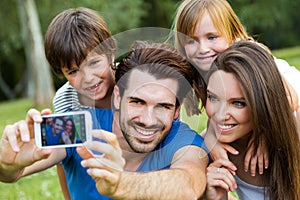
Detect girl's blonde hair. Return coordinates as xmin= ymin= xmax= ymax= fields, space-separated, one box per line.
xmin=173 ymin=0 xmax=252 ymax=54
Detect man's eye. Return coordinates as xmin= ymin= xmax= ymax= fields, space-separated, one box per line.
xmin=157 ymin=104 xmax=172 ymax=110
xmin=129 ymin=100 xmax=143 ymax=105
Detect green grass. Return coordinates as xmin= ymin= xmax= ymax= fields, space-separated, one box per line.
xmin=272 ymin=46 xmax=300 ymax=70
xmin=0 ymin=99 xmax=64 ymax=200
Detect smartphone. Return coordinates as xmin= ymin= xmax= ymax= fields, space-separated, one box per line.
xmin=34 ymin=111 xmax=92 ymax=148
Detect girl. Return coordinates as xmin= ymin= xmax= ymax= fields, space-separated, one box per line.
xmin=173 ymin=0 xmax=299 ymax=110
xmin=204 ymin=41 xmax=300 ymax=200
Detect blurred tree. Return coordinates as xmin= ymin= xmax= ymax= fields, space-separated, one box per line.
xmin=139 ymin=0 xmax=180 ymax=28
xmin=229 ymin=0 xmax=300 ymax=49
xmin=0 ymin=0 xmax=25 ymax=101
xmin=17 ymin=0 xmax=54 ymax=107
xmin=0 ymin=0 xmax=145 ymax=102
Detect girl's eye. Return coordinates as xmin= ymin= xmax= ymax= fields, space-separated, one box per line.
xmin=233 ymin=101 xmax=246 ymax=107
xmin=207 ymin=94 xmax=218 ymax=102
xmin=208 ymin=36 xmax=217 ymax=41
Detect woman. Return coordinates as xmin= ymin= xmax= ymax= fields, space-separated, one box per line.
xmin=204 ymin=41 xmax=300 ymax=200
xmin=61 ymin=118 xmax=76 ymax=144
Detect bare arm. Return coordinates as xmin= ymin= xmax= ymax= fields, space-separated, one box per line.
xmin=113 ymin=146 xmax=208 ymax=199
xmin=78 ymin=130 xmax=208 ymax=199
xmin=0 ymin=109 xmax=65 ymax=182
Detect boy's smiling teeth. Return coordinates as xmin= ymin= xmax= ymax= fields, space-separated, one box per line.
xmin=86 ymin=83 xmax=100 ymax=90
xmin=136 ymin=128 xmax=156 ymax=136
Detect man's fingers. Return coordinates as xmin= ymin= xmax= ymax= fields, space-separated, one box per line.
xmin=77 ymin=146 xmax=94 ymax=160
xmin=92 ymin=130 xmax=120 ymax=149
xmin=4 ymin=124 xmax=20 ymax=152
xmin=81 ymin=157 xmax=124 ymax=172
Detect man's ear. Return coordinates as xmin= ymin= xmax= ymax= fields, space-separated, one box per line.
xmin=174 ymin=105 xmax=181 ymax=120
xmin=113 ymin=85 xmax=121 ymax=110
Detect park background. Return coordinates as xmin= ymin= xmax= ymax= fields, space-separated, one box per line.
xmin=0 ymin=0 xmax=299 ymax=199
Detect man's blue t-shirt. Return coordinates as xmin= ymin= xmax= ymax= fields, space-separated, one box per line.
xmin=45 ymin=126 xmax=63 ymax=145
xmin=62 ymin=109 xmax=209 ymax=200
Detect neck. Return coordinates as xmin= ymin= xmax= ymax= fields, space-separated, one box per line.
xmin=228 ymin=133 xmax=266 ymax=186
xmin=229 ymin=134 xmax=251 ymax=152
xmin=78 ymin=92 xmax=112 ymax=109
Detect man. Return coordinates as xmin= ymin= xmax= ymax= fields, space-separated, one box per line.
xmin=45 ymin=117 xmax=64 ymax=145
xmin=0 ymin=41 xmax=209 ymax=199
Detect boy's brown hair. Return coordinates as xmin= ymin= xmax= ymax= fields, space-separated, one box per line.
xmin=44 ymin=7 xmax=116 ymax=77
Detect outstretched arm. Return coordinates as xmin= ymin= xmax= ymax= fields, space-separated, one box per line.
xmin=78 ymin=130 xmax=209 ymax=199
xmin=0 ymin=109 xmax=65 ymax=182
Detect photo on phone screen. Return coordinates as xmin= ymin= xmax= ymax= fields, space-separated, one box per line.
xmin=34 ymin=111 xmax=92 ymax=148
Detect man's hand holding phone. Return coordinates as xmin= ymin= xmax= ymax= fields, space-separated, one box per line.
xmin=0 ymin=109 xmax=52 ymax=182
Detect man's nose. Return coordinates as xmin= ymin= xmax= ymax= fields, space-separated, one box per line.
xmin=139 ymin=107 xmax=157 ymax=126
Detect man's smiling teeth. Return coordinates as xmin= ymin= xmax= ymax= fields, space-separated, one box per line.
xmin=136 ymin=128 xmax=155 ymax=135
xmin=218 ymin=124 xmax=234 ymax=129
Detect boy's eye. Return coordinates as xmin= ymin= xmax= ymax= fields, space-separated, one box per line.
xmin=90 ymin=60 xmax=99 ymax=66
xmin=68 ymin=70 xmax=78 ymax=75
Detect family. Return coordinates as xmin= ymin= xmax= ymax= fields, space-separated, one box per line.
xmin=0 ymin=0 xmax=299 ymax=199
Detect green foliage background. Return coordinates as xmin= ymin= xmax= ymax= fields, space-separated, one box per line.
xmin=0 ymin=0 xmax=300 ymax=101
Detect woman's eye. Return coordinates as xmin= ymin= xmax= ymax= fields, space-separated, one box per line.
xmin=233 ymin=101 xmax=246 ymax=107
xmin=207 ymin=94 xmax=218 ymax=102
xmin=187 ymin=39 xmax=196 ymax=45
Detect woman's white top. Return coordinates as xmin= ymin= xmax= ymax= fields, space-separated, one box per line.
xmin=235 ymin=175 xmax=269 ymax=200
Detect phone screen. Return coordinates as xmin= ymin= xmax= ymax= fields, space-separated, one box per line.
xmin=36 ymin=112 xmax=91 ymax=148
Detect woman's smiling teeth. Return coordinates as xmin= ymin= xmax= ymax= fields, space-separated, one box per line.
xmin=218 ymin=124 xmax=235 ymax=130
